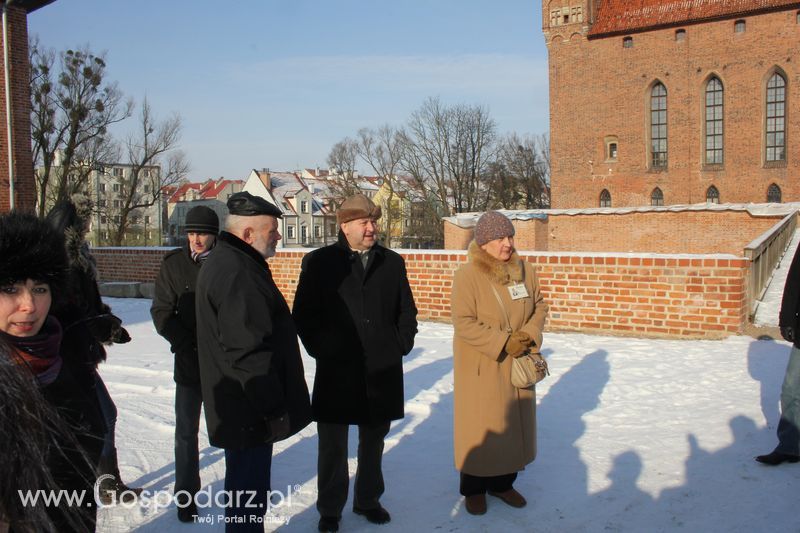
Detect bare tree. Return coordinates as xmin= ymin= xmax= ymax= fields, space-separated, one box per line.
xmin=492 ymin=133 xmax=550 ymax=209
xmin=326 ymin=137 xmax=363 ymax=202
xmin=107 ymin=98 xmax=188 ymax=245
xmin=356 ymin=125 xmax=405 ymax=244
xmin=30 ymin=42 xmax=133 ymax=216
xmin=398 ymin=97 xmax=497 ymax=245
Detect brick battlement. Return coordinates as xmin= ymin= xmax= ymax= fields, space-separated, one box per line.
xmin=94 ymin=247 xmax=748 ymax=339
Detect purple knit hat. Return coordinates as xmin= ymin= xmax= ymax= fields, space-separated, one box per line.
xmin=474 ymin=211 xmax=515 ymax=246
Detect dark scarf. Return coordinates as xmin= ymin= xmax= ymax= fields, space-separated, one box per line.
xmin=0 ymin=317 xmax=63 ymax=386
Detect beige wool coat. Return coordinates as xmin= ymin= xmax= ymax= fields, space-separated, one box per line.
xmin=451 ymin=242 xmax=548 ymax=476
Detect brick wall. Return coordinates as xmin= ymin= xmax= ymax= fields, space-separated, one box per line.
xmin=0 ymin=6 xmax=35 ymax=212
xmin=93 ymin=246 xmax=749 ymax=338
xmin=545 ymin=5 xmax=800 ymax=208
xmin=445 ymin=209 xmax=781 ymax=254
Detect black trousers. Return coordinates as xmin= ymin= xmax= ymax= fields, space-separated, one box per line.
xmin=224 ymin=444 xmax=273 ymax=533
xmin=174 ymin=383 xmax=203 ymax=500
xmin=316 ymin=421 xmax=391 ymax=518
xmin=459 ymin=472 xmax=518 ymax=497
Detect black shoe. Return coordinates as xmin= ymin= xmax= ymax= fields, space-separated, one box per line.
xmin=177 ymin=502 xmax=198 ymax=523
xmin=318 ymin=515 xmax=340 ymax=532
xmin=755 ymin=450 xmax=800 ymax=465
xmin=353 ymin=505 xmax=391 ymax=524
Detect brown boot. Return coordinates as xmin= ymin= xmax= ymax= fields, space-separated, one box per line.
xmin=488 ymin=488 xmax=527 ymax=508
xmin=97 ymin=451 xmax=143 ymax=504
xmin=465 ymin=494 xmax=487 ymax=515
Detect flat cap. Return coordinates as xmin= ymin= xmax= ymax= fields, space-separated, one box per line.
xmin=227 ymin=191 xmax=282 ymax=218
xmin=336 ymin=194 xmax=382 ymax=224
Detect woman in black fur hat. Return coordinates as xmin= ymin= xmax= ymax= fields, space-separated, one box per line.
xmin=0 ymin=211 xmax=105 ymax=532
xmin=46 ymin=198 xmax=141 ymax=503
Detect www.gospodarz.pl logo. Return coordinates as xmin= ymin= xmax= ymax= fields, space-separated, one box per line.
xmin=17 ymin=477 xmax=303 ymax=524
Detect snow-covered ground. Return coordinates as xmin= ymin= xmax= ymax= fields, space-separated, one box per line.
xmin=95 ymin=296 xmax=800 ymax=533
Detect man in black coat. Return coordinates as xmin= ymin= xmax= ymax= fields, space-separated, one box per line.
xmin=757 ymin=243 xmax=800 ymax=466
xmin=195 ymin=192 xmax=312 ymax=532
xmin=151 ymin=205 xmax=219 ymax=522
xmin=293 ymin=194 xmax=418 ymax=532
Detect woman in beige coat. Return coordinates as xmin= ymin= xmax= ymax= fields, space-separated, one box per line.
xmin=451 ymin=211 xmax=548 ymax=515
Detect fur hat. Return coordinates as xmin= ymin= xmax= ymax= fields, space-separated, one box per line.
xmin=0 ymin=212 xmax=68 ymax=295
xmin=474 ymin=210 xmax=515 ymax=246
xmin=336 ymin=194 xmax=382 ymax=224
xmin=184 ymin=205 xmax=219 ymax=234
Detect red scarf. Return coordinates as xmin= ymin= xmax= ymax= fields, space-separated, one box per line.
xmin=1 ymin=317 xmax=63 ymax=386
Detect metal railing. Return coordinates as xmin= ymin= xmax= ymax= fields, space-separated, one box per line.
xmin=744 ymin=211 xmax=798 ymax=319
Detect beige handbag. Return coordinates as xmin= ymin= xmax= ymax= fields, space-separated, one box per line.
xmin=489 ymin=267 xmax=549 ymax=389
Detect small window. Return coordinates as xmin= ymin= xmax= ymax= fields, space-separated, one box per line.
xmin=113 ymin=183 xmax=120 ymax=192
xmin=767 ymin=184 xmax=782 ymax=203
xmin=608 ymin=143 xmax=618 ymax=160
xmin=144 ymin=216 xmax=151 ymax=224
xmin=623 ymin=36 xmax=633 ymax=48
xmin=797 ymin=11 xmax=800 ymax=24
xmin=101 ymin=216 xmax=107 ymax=224
xmin=599 ymin=189 xmax=612 ymax=208
xmin=734 ymin=20 xmax=745 ymax=33
xmin=113 ymin=199 xmax=121 ymax=208
xmin=329 ymin=223 xmax=336 ymax=236
xmin=287 ymin=225 xmax=295 ymax=239
xmin=651 ymin=188 xmax=664 ymax=206
xmin=706 ymin=186 xmax=720 ymax=204
xmin=301 ymin=200 xmax=308 ymax=213
xmin=675 ymin=29 xmax=686 ymax=41
xmin=301 ymin=225 xmax=308 ymax=243
xmin=314 ymin=225 xmax=321 ymax=238
xmin=113 ymin=168 xmax=123 ymax=177
xmin=144 ymin=184 xmax=150 ymax=193
xmin=99 ymin=183 xmax=106 ymax=192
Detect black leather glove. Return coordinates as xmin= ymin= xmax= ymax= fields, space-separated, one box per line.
xmin=781 ymin=326 xmax=795 ymax=343
xmin=84 ymin=314 xmax=122 ymax=343
xmin=111 ymin=325 xmax=131 ymax=344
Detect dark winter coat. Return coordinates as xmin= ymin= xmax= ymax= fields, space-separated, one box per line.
xmin=151 ymin=245 xmax=203 ymax=385
xmin=780 ymin=244 xmax=800 ymax=347
xmin=293 ymin=232 xmax=418 ymax=425
xmin=2 ymin=320 xmax=105 ymax=532
xmin=195 ymin=231 xmax=312 ymax=450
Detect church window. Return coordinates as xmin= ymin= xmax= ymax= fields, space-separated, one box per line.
xmin=734 ymin=20 xmax=746 ymax=33
xmin=599 ymin=189 xmax=611 ymax=208
xmin=766 ymin=72 xmax=787 ymax=162
xmin=651 ymin=188 xmax=664 ymax=206
xmin=767 ymin=184 xmax=782 ymax=203
xmin=650 ymin=83 xmax=668 ymax=169
xmin=706 ymin=186 xmax=720 ymax=204
xmin=704 ymin=77 xmax=724 ymax=165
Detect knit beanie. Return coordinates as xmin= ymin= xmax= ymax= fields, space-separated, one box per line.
xmin=336 ymin=194 xmax=382 ymax=224
xmin=184 ymin=206 xmax=219 ymax=234
xmin=473 ymin=211 xmax=515 ymax=246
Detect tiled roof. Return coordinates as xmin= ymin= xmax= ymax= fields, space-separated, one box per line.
xmin=588 ymin=0 xmax=800 ymax=37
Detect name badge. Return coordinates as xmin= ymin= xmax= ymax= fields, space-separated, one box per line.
xmin=508 ymin=283 xmax=529 ymax=300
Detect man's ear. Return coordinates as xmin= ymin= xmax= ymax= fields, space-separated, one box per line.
xmin=241 ymin=226 xmax=254 ymax=244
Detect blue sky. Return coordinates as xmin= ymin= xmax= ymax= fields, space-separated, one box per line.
xmin=29 ymin=1 xmax=550 ymax=180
